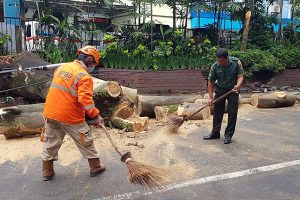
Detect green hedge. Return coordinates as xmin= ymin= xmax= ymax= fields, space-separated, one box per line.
xmin=270 ymin=45 xmax=300 ymax=69
xmin=230 ymin=45 xmax=300 ymax=77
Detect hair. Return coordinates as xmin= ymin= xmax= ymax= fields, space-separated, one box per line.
xmin=216 ymin=48 xmax=229 ymax=58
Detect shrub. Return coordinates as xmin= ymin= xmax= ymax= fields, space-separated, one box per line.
xmin=270 ymin=45 xmax=300 ymax=69
xmin=230 ymin=49 xmax=283 ymax=77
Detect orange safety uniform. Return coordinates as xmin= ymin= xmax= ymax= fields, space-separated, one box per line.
xmin=43 ymin=60 xmax=99 ymax=124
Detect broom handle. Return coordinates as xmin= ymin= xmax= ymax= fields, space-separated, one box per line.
xmin=100 ymin=124 xmax=124 ymax=157
xmin=185 ymin=89 xmax=234 ymax=120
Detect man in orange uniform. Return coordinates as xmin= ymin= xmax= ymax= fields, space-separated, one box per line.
xmin=42 ymin=46 xmax=105 ymax=181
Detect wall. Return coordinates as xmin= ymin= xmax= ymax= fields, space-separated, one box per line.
xmin=94 ymin=68 xmax=300 ymax=94
xmin=94 ymin=69 xmax=208 ymax=94
xmin=270 ymin=69 xmax=300 ymax=87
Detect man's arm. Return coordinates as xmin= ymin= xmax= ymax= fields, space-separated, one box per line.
xmin=207 ymin=64 xmax=217 ymax=105
xmin=77 ymin=74 xmax=103 ymax=125
xmin=208 ymin=80 xmax=215 ymax=105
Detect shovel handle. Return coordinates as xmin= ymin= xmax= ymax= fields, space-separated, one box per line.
xmin=185 ymin=89 xmax=234 ymax=121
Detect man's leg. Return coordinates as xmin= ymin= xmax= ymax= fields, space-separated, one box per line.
xmin=41 ymin=119 xmax=66 ymax=181
xmin=224 ymin=92 xmax=239 ymax=144
xmin=203 ymin=92 xmax=226 ymax=140
xmin=61 ymin=122 xmax=105 ymax=177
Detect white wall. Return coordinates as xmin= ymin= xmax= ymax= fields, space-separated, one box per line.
xmin=114 ymin=0 xmax=191 ymax=29
xmin=268 ymin=1 xmax=292 ymax=19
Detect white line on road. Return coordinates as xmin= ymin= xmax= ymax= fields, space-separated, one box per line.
xmin=97 ymin=160 xmax=300 ymax=200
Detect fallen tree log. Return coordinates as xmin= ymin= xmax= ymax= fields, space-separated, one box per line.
xmin=92 ymin=78 xmax=137 ymax=104
xmin=0 ymin=104 xmax=44 ymax=139
xmin=0 ymin=53 xmax=138 ymax=103
xmin=111 ymin=117 xmax=149 ymax=132
xmin=0 ymin=52 xmax=53 ymax=100
xmin=177 ymin=103 xmax=211 ymax=120
xmin=250 ymin=92 xmax=296 ymax=108
xmin=136 ymin=94 xmax=201 ymax=117
xmin=0 ymin=79 xmax=138 ymax=138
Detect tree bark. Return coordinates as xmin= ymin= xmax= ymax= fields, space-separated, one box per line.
xmin=250 ymin=92 xmax=296 ymax=108
xmin=0 ymin=52 xmax=53 ymax=100
xmin=0 ymin=104 xmax=44 ymax=139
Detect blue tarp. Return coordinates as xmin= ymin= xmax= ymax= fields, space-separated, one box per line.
xmin=4 ymin=0 xmax=22 ymax=26
xmin=191 ymin=11 xmax=300 ymax=32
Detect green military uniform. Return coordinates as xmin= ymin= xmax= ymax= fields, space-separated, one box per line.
xmin=208 ymin=56 xmax=244 ymax=139
xmin=208 ymin=57 xmax=244 ymax=92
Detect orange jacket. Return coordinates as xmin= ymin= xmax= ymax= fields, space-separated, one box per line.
xmin=43 ymin=60 xmax=99 ymax=124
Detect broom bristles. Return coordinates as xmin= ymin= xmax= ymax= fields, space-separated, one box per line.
xmin=166 ymin=116 xmax=185 ymax=133
xmin=126 ymin=160 xmax=170 ymax=188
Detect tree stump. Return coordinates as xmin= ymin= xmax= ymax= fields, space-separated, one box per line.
xmin=111 ymin=117 xmax=149 ymax=132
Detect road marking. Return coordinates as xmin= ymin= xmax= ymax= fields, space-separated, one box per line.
xmin=97 ymin=160 xmax=300 ymax=200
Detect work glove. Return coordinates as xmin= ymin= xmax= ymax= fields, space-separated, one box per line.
xmin=87 ymin=115 xmax=104 ymax=126
xmin=93 ymin=115 xmax=104 ymax=126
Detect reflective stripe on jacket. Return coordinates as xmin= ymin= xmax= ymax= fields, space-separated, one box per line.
xmin=43 ymin=60 xmax=99 ymax=124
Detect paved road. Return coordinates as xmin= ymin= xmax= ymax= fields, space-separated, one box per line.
xmin=1 ymin=105 xmax=300 ymax=200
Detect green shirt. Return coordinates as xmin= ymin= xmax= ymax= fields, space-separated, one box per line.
xmin=208 ymin=56 xmax=244 ymax=92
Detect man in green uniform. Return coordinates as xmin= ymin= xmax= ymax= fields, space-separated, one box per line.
xmin=203 ymin=48 xmax=244 ymax=144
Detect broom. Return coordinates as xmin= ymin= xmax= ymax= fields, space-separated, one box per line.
xmin=99 ymin=124 xmax=169 ymax=188
xmin=167 ymin=89 xmax=234 ymax=133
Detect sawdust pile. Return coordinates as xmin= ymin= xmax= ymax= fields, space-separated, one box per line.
xmin=0 ymin=119 xmax=200 ymax=180
xmin=0 ymin=105 xmax=256 ymax=181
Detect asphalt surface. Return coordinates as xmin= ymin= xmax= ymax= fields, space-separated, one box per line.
xmin=0 ymin=105 xmax=300 ymax=200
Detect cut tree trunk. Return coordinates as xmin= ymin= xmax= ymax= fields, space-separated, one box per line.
xmin=177 ymin=102 xmax=211 ymax=120
xmin=154 ymin=106 xmax=169 ymax=122
xmin=111 ymin=117 xmax=149 ymax=132
xmin=92 ymin=78 xmax=137 ymax=122
xmin=0 ymin=104 xmax=44 ymax=139
xmin=112 ymin=101 xmax=135 ymax=119
xmin=250 ymin=92 xmax=296 ymax=108
xmin=106 ymin=81 xmax=122 ymax=98
xmin=92 ymin=77 xmax=138 ymax=103
xmin=136 ymin=94 xmax=200 ymax=117
xmin=0 ymin=52 xmax=53 ymax=100
xmin=240 ymin=11 xmax=252 ymax=51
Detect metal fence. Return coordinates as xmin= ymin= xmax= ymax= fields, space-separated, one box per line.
xmin=25 ymin=19 xmax=108 ymax=52
xmin=0 ymin=17 xmax=108 ymax=55
xmin=0 ymin=17 xmax=23 ymax=54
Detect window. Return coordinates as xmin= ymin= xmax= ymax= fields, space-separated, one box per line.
xmin=0 ymin=0 xmax=4 ymax=22
xmin=26 ymin=25 xmax=31 ymax=37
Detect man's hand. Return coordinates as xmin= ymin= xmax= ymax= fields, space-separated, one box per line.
xmin=233 ymin=85 xmax=240 ymax=93
xmin=93 ymin=115 xmax=104 ymax=126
